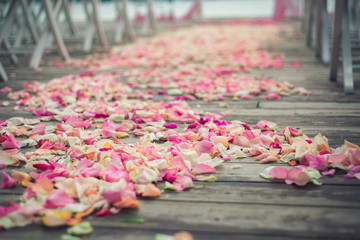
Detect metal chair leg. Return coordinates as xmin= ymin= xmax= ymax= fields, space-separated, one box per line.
xmin=63 ymin=0 xmax=78 ymax=36
xmin=3 ymin=39 xmax=18 ymax=64
xmin=329 ymin=0 xmax=344 ymax=82
xmin=306 ymin=0 xmax=315 ymax=47
xmin=43 ymin=0 xmax=71 ymax=62
xmin=341 ymin=0 xmax=354 ymax=94
xmin=0 ymin=1 xmax=19 ymax=46
xmin=122 ymin=0 xmax=135 ymax=42
xmin=82 ymin=0 xmax=108 ymax=52
xmin=0 ymin=62 xmax=8 ymax=82
xmin=30 ymin=0 xmax=70 ymax=69
xmin=114 ymin=0 xmax=125 ymax=43
xmin=29 ymin=32 xmax=51 ymax=69
xmin=83 ymin=21 xmax=95 ymax=52
xmin=315 ymin=0 xmax=322 ymax=58
xmin=20 ymin=0 xmax=39 ymax=43
xmin=147 ymin=0 xmax=158 ymax=35
xmin=92 ymin=0 xmax=108 ymax=47
xmin=82 ymin=0 xmax=94 ymax=52
xmin=321 ymin=0 xmax=330 ymax=65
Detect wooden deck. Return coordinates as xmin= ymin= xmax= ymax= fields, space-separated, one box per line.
xmin=0 ymin=21 xmax=360 ymax=239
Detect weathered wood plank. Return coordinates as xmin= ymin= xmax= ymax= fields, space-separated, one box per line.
xmin=211 ymin=163 xmax=360 ymax=185
xmin=0 ymin=223 xmax=318 ymax=240
xmin=2 ymin=181 xmax=359 ymax=209
xmin=205 ymin=108 xmax=360 ymax=117
xmin=259 ymin=102 xmax=360 ymax=109
xmin=156 ymin=182 xmax=360 ymax=207
xmin=85 ymin=200 xmax=360 ymax=239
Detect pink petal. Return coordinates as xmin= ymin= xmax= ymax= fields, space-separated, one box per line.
xmin=326 ymin=153 xmax=346 ymax=165
xmin=31 ymin=124 xmax=46 ymax=135
xmin=101 ymin=127 xmax=117 ymax=138
xmin=349 ymin=148 xmax=360 ymax=166
xmin=0 ymin=87 xmax=12 ymax=93
xmin=44 ymin=189 xmax=75 ymax=208
xmin=195 ymin=140 xmax=214 ymax=155
xmin=33 ymin=163 xmax=55 ymax=171
xmin=343 ymin=165 xmax=360 ymax=179
xmin=0 ymin=203 xmax=19 ymax=217
xmin=2 ymin=135 xmax=19 ymax=149
xmin=264 ymin=92 xmax=280 ymax=100
xmin=1 ymin=171 xmax=16 ymax=189
xmin=283 ymin=126 xmax=303 ymax=137
xmin=164 ymin=169 xmax=179 ymax=183
xmin=102 ymin=188 xmax=122 ymax=203
xmin=285 ymin=167 xmax=312 ymax=186
xmin=299 ymin=154 xmax=328 ymax=172
xmin=269 ymin=166 xmax=288 ymax=179
xmin=173 ymin=175 xmax=193 ymax=191
xmin=164 ymin=123 xmax=178 ymax=128
xmin=290 ymin=61 xmax=302 ymax=67
xmin=321 ymin=169 xmax=336 ymax=176
xmin=192 ymin=163 xmax=216 ymax=175
xmin=242 ymin=130 xmax=259 ymax=140
xmin=169 ymin=156 xmax=188 ymax=170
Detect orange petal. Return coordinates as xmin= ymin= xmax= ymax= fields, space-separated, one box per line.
xmin=142 ymin=183 xmax=161 ymax=198
xmin=116 ymin=132 xmax=129 ymax=138
xmin=11 ymin=170 xmax=31 ymax=183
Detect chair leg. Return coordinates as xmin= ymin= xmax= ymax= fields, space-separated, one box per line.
xmin=63 ymin=0 xmax=78 ymax=36
xmin=341 ymin=0 xmax=354 ymax=94
xmin=354 ymin=0 xmax=360 ymax=39
xmin=321 ymin=0 xmax=330 ymax=65
xmin=315 ymin=0 xmax=322 ymax=58
xmin=329 ymin=0 xmax=344 ymax=82
xmin=3 ymin=39 xmax=18 ymax=64
xmin=29 ymin=31 xmax=51 ymax=69
xmin=83 ymin=21 xmax=95 ymax=52
xmin=92 ymin=0 xmax=108 ymax=47
xmin=147 ymin=0 xmax=158 ymax=35
xmin=82 ymin=0 xmax=94 ymax=52
xmin=0 ymin=0 xmax=19 ymax=64
xmin=43 ymin=0 xmax=71 ymax=62
xmin=20 ymin=0 xmax=39 ymax=43
xmin=305 ymin=0 xmax=313 ymax=46
xmin=0 ymin=63 xmax=8 ymax=82
xmin=0 ymin=0 xmax=18 ymax=44
xmin=122 ymin=0 xmax=135 ymax=42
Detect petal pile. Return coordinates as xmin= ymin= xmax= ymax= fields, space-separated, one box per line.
xmin=0 ymin=21 xmax=357 ymax=234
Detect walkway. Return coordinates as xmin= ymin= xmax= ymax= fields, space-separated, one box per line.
xmin=0 ymin=21 xmax=359 ymax=239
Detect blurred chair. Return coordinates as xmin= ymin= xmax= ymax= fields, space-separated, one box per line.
xmin=82 ymin=0 xmax=108 ymax=52
xmin=306 ymin=0 xmax=357 ymax=94
xmin=0 ymin=0 xmax=40 ymax=80
xmin=114 ymin=0 xmax=135 ymax=43
xmin=329 ymin=0 xmax=356 ymax=94
xmin=30 ymin=0 xmax=71 ymax=69
xmin=141 ymin=0 xmax=158 ymax=35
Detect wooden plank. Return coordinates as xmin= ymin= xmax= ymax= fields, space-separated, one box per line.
xmin=0 ymin=224 xmax=306 ymax=240
xmin=156 ymin=182 xmax=360 ymax=208
xmin=10 ymin=179 xmax=358 ymax=210
xmin=260 ymin=102 xmax=360 ymax=109
xmin=87 ymin=200 xmax=360 ymax=239
xmin=211 ymin=163 xmax=360 ymax=185
xmin=205 ymin=108 xmax=360 ymax=117
xmin=221 ymin=115 xmax=360 ymax=127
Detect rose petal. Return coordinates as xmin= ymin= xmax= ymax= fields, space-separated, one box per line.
xmin=1 ymin=172 xmax=16 ymax=189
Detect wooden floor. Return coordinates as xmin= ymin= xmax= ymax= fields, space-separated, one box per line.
xmin=1 ymin=21 xmax=360 ymax=239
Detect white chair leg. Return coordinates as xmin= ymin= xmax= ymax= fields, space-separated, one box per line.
xmin=43 ymin=0 xmax=71 ymax=61
xmin=92 ymin=0 xmax=108 ymax=47
xmin=0 ymin=63 xmax=8 ymax=82
xmin=341 ymin=0 xmax=354 ymax=94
